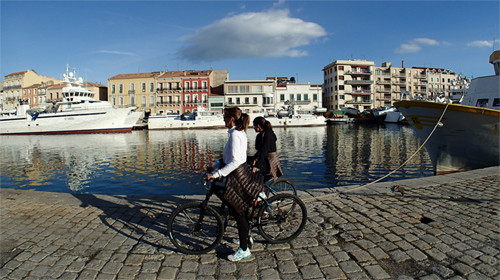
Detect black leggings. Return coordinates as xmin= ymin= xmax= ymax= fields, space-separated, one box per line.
xmin=230 ymin=206 xmax=250 ymax=250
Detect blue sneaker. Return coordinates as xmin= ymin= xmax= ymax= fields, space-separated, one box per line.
xmin=228 ymin=247 xmax=252 ymax=262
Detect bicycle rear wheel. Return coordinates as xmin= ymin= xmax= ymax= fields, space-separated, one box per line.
xmin=257 ymin=193 xmax=307 ymax=243
xmin=266 ymin=177 xmax=297 ymax=196
xmin=168 ymin=202 xmax=224 ymax=254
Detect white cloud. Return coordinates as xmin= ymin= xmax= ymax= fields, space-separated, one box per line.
xmin=95 ymin=50 xmax=135 ymax=56
xmin=467 ymin=40 xmax=498 ymax=48
xmin=394 ymin=38 xmax=440 ymax=54
xmin=178 ymin=9 xmax=326 ymax=62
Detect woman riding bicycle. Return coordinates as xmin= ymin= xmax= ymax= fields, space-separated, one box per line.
xmin=206 ymin=107 xmax=264 ymax=261
xmin=249 ymin=116 xmax=283 ymax=180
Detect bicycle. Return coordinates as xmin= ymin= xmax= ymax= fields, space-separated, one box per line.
xmin=167 ymin=174 xmax=307 ymax=255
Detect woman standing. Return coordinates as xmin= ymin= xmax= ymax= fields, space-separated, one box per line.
xmin=207 ymin=107 xmax=263 ymax=262
xmin=250 ymin=116 xmax=283 ymax=180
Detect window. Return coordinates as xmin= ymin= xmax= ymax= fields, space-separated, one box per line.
xmin=193 ymin=94 xmax=198 ymax=103
xmin=185 ymin=81 xmax=190 ymax=90
xmin=253 ymin=97 xmax=258 ymax=104
xmin=119 ymin=84 xmax=123 ymax=93
xmin=130 ymin=95 xmax=135 ymax=105
xmin=252 ymin=85 xmax=263 ymax=92
xmin=289 ymin=94 xmax=294 ymax=100
xmin=130 ymin=83 xmax=135 ymax=91
xmin=142 ymin=96 xmax=146 ymax=106
xmin=304 ymin=94 xmax=309 ymax=101
xmin=493 ymin=98 xmax=500 ymax=107
xmin=245 ymin=97 xmax=249 ymax=104
xmin=476 ymin=99 xmax=489 ymax=107
xmin=112 ymin=84 xmax=115 ymax=93
xmin=313 ymin=94 xmax=317 ymax=101
xmin=297 ymin=94 xmax=301 ymax=101
xmin=228 ymin=97 xmax=233 ymax=104
xmin=119 ymin=96 xmax=124 ymax=105
xmin=142 ymin=82 xmax=146 ymax=92
xmin=150 ymin=95 xmax=155 ymax=106
xmin=338 ymin=66 xmax=344 ymax=71
xmin=280 ymin=94 xmax=285 ymax=101
xmin=150 ymin=82 xmax=154 ymax=92
xmin=202 ymin=94 xmax=208 ymax=102
xmin=339 ymin=76 xmax=344 ymax=80
xmin=239 ymin=86 xmax=249 ymax=93
xmin=202 ymin=81 xmax=207 ymax=89
xmin=228 ymin=85 xmax=237 ymax=93
xmin=236 ymin=97 xmax=240 ymax=104
xmin=193 ymin=81 xmax=198 ymax=89
xmin=185 ymin=95 xmax=191 ymax=103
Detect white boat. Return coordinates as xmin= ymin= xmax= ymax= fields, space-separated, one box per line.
xmin=265 ymin=106 xmax=326 ymax=127
xmin=0 ymin=67 xmax=142 ymax=135
xmin=147 ymin=107 xmax=225 ymax=130
xmin=373 ymin=106 xmax=405 ymax=123
xmin=395 ymin=50 xmax=500 ymax=174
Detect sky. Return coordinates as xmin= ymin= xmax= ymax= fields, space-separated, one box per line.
xmin=1 ymin=0 xmax=499 ymax=86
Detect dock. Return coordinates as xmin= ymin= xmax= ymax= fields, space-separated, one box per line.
xmin=1 ymin=166 xmax=498 ymax=279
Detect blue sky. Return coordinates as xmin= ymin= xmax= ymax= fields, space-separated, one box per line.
xmin=1 ymin=1 xmax=499 ymax=85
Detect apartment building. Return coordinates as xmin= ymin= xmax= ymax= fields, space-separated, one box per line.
xmin=274 ymin=80 xmax=323 ymax=113
xmin=323 ymin=59 xmax=460 ymax=111
xmin=224 ymin=80 xmax=275 ymax=113
xmin=2 ymin=70 xmax=61 ymax=110
xmin=156 ymin=69 xmax=228 ymax=114
xmin=108 ymin=72 xmax=161 ymax=113
xmin=323 ymin=60 xmax=375 ymax=112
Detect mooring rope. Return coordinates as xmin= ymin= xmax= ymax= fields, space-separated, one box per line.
xmin=301 ymin=102 xmax=451 ymax=202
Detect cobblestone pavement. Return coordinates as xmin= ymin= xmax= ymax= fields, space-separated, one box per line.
xmin=1 ymin=166 xmax=499 ymax=280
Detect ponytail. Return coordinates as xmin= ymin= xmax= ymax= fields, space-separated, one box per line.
xmin=253 ymin=116 xmax=273 ymax=131
xmin=236 ymin=113 xmax=250 ymax=131
xmin=225 ymin=107 xmax=249 ymax=131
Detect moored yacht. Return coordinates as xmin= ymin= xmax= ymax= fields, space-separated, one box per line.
xmin=0 ymin=67 xmax=142 ymax=135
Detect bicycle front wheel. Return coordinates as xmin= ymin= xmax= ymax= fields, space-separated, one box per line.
xmin=267 ymin=177 xmax=297 ymax=196
xmin=257 ymin=193 xmax=307 ymax=243
xmin=167 ymin=202 xmax=224 ymax=254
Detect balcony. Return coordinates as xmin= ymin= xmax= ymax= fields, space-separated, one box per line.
xmin=345 ymin=90 xmax=372 ymax=96
xmin=3 ymin=85 xmax=21 ymax=90
xmin=345 ymin=99 xmax=372 ymax=104
xmin=183 ymin=88 xmax=209 ymax=93
xmin=345 ymin=70 xmax=371 ymax=76
xmin=345 ymin=80 xmax=372 ymax=85
xmin=128 ymin=90 xmax=135 ymax=94
xmin=376 ymin=80 xmax=391 ymax=85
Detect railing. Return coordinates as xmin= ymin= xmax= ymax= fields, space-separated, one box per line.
xmin=345 ymin=90 xmax=372 ymax=95
xmin=128 ymin=90 xmax=135 ymax=94
xmin=376 ymin=80 xmax=391 ymax=85
xmin=345 ymin=80 xmax=373 ymax=85
xmin=3 ymin=85 xmax=21 ymax=90
xmin=345 ymin=70 xmax=372 ymax=75
xmin=345 ymin=100 xmax=372 ymax=104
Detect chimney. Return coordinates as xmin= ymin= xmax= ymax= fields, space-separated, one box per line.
xmin=402 ymin=60 xmax=405 ymax=68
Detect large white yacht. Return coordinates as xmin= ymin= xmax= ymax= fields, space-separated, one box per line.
xmin=0 ymin=67 xmax=142 ymax=135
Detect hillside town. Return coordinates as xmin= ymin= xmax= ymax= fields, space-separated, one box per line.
xmin=0 ymin=58 xmax=468 ymax=117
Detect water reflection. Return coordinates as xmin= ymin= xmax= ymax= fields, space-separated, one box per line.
xmin=0 ymin=125 xmax=433 ymax=195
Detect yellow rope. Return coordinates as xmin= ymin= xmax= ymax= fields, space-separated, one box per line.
xmin=301 ymin=102 xmax=450 ymax=202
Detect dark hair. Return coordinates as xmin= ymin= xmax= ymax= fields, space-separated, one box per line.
xmin=224 ymin=107 xmax=250 ymax=132
xmin=253 ymin=116 xmax=273 ymax=131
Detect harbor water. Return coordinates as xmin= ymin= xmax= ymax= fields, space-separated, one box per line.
xmin=0 ymin=124 xmax=434 ymax=196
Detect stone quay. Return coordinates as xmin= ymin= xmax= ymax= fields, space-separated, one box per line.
xmin=1 ymin=166 xmax=498 ymax=279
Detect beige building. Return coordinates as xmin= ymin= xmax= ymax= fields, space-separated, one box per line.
xmin=2 ymin=70 xmax=61 ymax=111
xmin=224 ymin=80 xmax=275 ymax=113
xmin=323 ymin=60 xmax=375 ymax=111
xmin=108 ymin=72 xmax=161 ymax=113
xmin=323 ymin=59 xmax=460 ymax=111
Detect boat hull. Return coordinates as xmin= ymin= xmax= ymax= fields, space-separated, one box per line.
xmin=0 ymin=109 xmax=141 ymax=135
xmin=395 ymin=100 xmax=500 ymax=174
xmin=266 ymin=115 xmax=326 ymax=127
